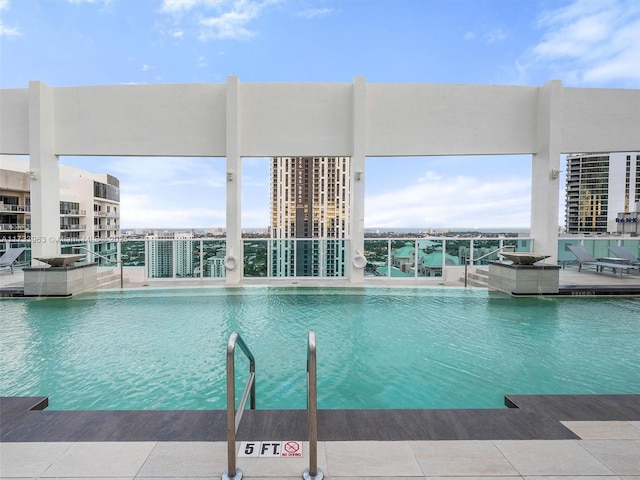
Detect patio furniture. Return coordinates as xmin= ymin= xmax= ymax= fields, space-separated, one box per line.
xmin=0 ymin=247 xmax=25 ymax=273
xmin=608 ymin=245 xmax=640 ymax=266
xmin=567 ymin=245 xmax=636 ymax=277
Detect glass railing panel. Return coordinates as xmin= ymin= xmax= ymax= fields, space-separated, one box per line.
xmin=582 ymin=239 xmax=618 ymax=260
xmin=175 ymin=240 xmax=198 ymax=278
xmin=417 ymin=239 xmax=443 ymax=278
xmin=121 ymin=240 xmax=146 ymax=267
xmin=443 ymin=239 xmax=470 ymax=267
xmin=471 ymin=239 xmax=501 ymax=265
xmin=243 ymin=240 xmax=267 ymax=277
xmin=620 ymin=239 xmax=640 ymax=260
xmin=295 ymin=239 xmax=321 ymax=277
xmin=203 ymin=240 xmax=227 ymax=278
xmin=363 ymin=239 xmax=388 ymax=277
xmin=388 ymin=239 xmax=414 ymax=277
xmin=0 ymin=240 xmax=31 ymax=266
xmin=322 ymin=239 xmax=348 ymax=277
xmin=270 ymin=239 xmax=295 ymax=277
xmin=558 ymin=238 xmax=578 ymax=266
xmin=60 ymin=239 xmax=88 ymax=259
xmin=514 ymin=238 xmax=532 ymax=252
xmin=147 ymin=239 xmax=174 ymax=278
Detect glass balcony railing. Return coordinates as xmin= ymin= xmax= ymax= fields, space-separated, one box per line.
xmin=3 ymin=236 xmax=639 ymax=283
xmin=0 ymin=223 xmax=30 ymax=231
xmin=1 ymin=205 xmax=30 ymax=213
xmin=60 ymin=224 xmax=87 ymax=230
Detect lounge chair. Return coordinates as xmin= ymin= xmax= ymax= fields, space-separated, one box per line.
xmin=566 ymin=244 xmax=635 ymax=277
xmin=0 ymin=247 xmax=25 ymax=274
xmin=608 ymin=245 xmax=640 ymax=266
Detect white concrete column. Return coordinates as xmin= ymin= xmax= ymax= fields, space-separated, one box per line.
xmin=531 ymin=80 xmax=563 ymax=263
xmin=350 ymin=76 xmax=367 ymax=283
xmin=28 ymin=81 xmax=59 ymax=261
xmin=225 ymin=75 xmax=243 ymax=284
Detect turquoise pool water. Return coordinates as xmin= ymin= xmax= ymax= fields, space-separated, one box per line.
xmin=1 ymin=287 xmax=639 ymax=410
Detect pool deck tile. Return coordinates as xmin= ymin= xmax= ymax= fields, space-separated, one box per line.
xmin=493 ymin=440 xmax=616 ymax=476
xmin=3 ymin=439 xmax=640 ymax=479
xmin=562 ymin=420 xmax=640 ymax=439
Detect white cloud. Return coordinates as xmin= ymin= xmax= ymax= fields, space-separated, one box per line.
xmin=159 ymin=0 xmax=277 ymax=41
xmin=0 ymin=21 xmax=20 ymax=37
xmin=483 ymin=28 xmax=507 ymax=44
xmin=297 ymin=7 xmax=333 ymax=19
xmin=0 ymin=0 xmax=21 ymax=37
xmin=527 ymin=0 xmax=640 ymax=87
xmin=365 ymin=173 xmax=531 ymax=228
xmin=160 ymin=0 xmax=217 ymax=13
xmin=120 ymin=192 xmax=226 ymax=228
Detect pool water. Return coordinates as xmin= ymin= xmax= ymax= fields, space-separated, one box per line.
xmin=1 ymin=287 xmax=639 ymax=410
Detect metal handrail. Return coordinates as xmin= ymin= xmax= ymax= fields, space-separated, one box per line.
xmin=73 ymin=246 xmax=123 ymax=288
xmin=464 ymin=245 xmax=516 ymax=287
xmin=303 ymin=331 xmax=323 ymax=480
xmin=223 ymin=332 xmax=256 ymax=480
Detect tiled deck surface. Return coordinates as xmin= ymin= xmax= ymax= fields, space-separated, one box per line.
xmin=2 ymin=427 xmax=640 ymax=479
xmin=1 ymin=267 xmax=639 ymax=478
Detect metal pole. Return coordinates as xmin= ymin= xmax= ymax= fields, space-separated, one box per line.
xmin=224 ymin=332 xmax=241 ymax=480
xmin=303 ymin=331 xmax=323 ymax=480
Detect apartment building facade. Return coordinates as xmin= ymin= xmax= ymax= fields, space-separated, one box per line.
xmin=1 ymin=156 xmax=120 ymax=262
xmin=565 ymin=152 xmax=640 ymax=233
xmin=146 ymin=231 xmax=194 ymax=278
xmin=270 ymin=156 xmax=350 ymax=277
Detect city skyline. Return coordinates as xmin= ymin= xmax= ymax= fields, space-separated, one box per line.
xmin=1 ymin=0 xmax=639 ymax=229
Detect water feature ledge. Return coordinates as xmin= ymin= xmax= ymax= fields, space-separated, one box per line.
xmin=23 ymin=262 xmax=98 ymax=296
xmin=487 ymin=261 xmax=560 ymax=295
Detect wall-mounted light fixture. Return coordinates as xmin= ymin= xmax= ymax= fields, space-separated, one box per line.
xmin=27 ymin=170 xmax=37 ymax=180
xmin=550 ymin=168 xmax=560 ymax=180
xmin=227 ymin=172 xmax=234 ymax=182
xmin=355 ymin=171 xmax=363 ymax=181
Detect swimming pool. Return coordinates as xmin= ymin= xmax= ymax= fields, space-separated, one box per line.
xmin=1 ymin=287 xmax=639 ymax=410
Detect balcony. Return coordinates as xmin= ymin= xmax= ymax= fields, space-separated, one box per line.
xmin=94 ymin=225 xmax=120 ymax=231
xmin=0 ymin=223 xmax=30 ymax=231
xmin=60 ymin=224 xmax=87 ymax=230
xmin=94 ymin=211 xmax=120 ymax=218
xmin=60 ymin=209 xmax=87 ymax=216
xmin=1 ymin=205 xmax=30 ymax=213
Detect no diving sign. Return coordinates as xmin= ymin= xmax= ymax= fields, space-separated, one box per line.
xmin=238 ymin=441 xmax=303 ymax=458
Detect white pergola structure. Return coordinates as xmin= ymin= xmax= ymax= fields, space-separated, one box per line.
xmin=1 ymin=77 xmax=639 ymax=284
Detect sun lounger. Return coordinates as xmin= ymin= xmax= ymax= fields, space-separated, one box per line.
xmin=0 ymin=247 xmax=25 ymax=274
xmin=608 ymin=245 xmax=640 ymax=266
xmin=566 ymin=244 xmax=636 ymax=277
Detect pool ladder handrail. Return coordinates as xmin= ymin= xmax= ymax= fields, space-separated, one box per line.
xmin=304 ymin=330 xmax=323 ymax=480
xmin=464 ymin=245 xmax=516 ymax=288
xmin=72 ymin=246 xmax=124 ymax=288
xmin=223 ymin=332 xmax=256 ymax=480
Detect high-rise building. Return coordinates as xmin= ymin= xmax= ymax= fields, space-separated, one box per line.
xmin=1 ymin=156 xmax=120 ymax=263
xmin=146 ymin=231 xmax=194 ymax=278
xmin=270 ymin=156 xmax=350 ymax=276
xmin=565 ymin=152 xmax=640 ymax=233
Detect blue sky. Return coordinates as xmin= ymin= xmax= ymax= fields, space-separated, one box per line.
xmin=1 ymin=0 xmax=639 ymax=230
